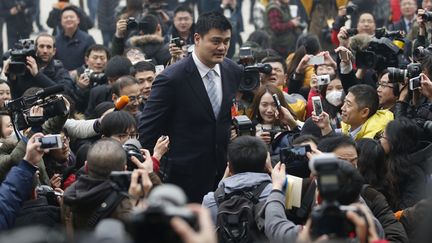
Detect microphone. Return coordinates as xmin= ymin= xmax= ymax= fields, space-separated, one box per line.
xmin=114 ymin=95 xmax=129 ymax=111
xmin=35 ymin=85 xmax=64 ymax=98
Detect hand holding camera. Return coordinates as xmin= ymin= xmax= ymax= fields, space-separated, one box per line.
xmin=420 ymin=73 xmax=432 ymax=99
xmin=130 ymin=148 xmax=153 ymax=173
xmin=26 ymin=56 xmax=38 ymax=77
xmin=337 ymin=27 xmax=350 ymax=47
xmin=24 ymin=133 xmax=49 ymax=166
xmin=77 ymin=72 xmax=90 ymax=89
xmin=271 ymin=162 xmax=287 ymax=191
xmin=115 ymin=18 xmax=128 ymax=38
xmin=128 ymin=169 xmax=153 ymax=201
xmin=312 ymin=111 xmax=332 ymax=135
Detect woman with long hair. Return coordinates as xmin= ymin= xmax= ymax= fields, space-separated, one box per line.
xmin=379 ymin=118 xmax=432 ymax=211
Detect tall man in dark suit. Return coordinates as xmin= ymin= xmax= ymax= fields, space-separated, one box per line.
xmin=138 ymin=11 xmax=243 ymax=203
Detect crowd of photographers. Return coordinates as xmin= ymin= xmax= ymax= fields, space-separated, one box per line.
xmin=0 ymin=0 xmax=431 ymax=243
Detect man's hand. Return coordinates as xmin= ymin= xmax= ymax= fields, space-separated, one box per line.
xmin=337 ymin=26 xmax=350 ymax=47
xmin=76 ymin=73 xmax=90 ymax=89
xmin=312 ymin=111 xmax=332 ymax=136
xmin=271 ymin=162 xmax=286 ymax=191
xmin=153 ymin=135 xmax=169 ymax=161
xmin=420 ymin=73 xmax=432 ymax=100
xmin=346 ymin=203 xmax=380 ymax=243
xmin=169 ymin=43 xmax=185 ymax=63
xmin=131 ymin=149 xmax=153 ymax=172
xmin=10 ymin=6 xmax=18 ymax=15
xmin=171 ymin=204 xmax=217 ymax=243
xmin=128 ymin=169 xmax=153 ymax=199
xmin=50 ymin=173 xmax=62 ymax=189
xmin=295 ymin=55 xmax=311 ymax=74
xmin=275 ymin=106 xmax=298 ymax=129
xmin=115 ymin=18 xmax=127 ymax=38
xmin=291 ymin=17 xmax=301 ymax=27
xmin=26 ymin=56 xmax=39 ymax=76
xmin=323 ymin=51 xmax=337 ymax=70
xmin=29 ymin=105 xmax=43 ymax=117
xmin=24 ymin=133 xmax=49 ymax=166
xmin=256 ymin=129 xmax=271 ymax=144
xmin=417 ymin=9 xmax=427 ymax=33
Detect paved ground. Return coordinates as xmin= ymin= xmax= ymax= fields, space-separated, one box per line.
xmin=3 ymin=0 xmax=255 ymax=52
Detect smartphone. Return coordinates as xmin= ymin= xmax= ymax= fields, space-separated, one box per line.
xmin=312 ymin=96 xmax=323 ymax=116
xmin=280 ymin=144 xmax=312 ymax=164
xmin=339 ymin=50 xmax=349 ymax=62
xmin=308 ymin=55 xmax=325 ymax=65
xmin=409 ymin=76 xmax=421 ymax=90
xmin=38 ymin=135 xmax=63 ymax=150
xmin=272 ymin=94 xmax=282 ymax=110
xmin=317 ymin=74 xmax=331 ymax=86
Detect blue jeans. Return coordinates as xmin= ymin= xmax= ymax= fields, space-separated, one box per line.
xmin=88 ymin=0 xmax=99 ymax=23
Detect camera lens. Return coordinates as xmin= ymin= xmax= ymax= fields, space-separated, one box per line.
xmin=388 ymin=67 xmax=407 ymax=83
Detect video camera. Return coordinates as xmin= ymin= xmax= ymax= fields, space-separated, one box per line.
xmin=308 ymin=154 xmax=360 ymax=239
xmin=238 ymin=47 xmax=272 ymax=91
xmin=356 ymin=37 xmax=408 ymax=73
xmin=127 ymin=184 xmax=198 ymax=243
xmin=5 ymin=85 xmax=68 ymax=130
xmin=83 ymin=68 xmax=107 ymax=86
xmin=5 ymin=39 xmax=36 ymax=76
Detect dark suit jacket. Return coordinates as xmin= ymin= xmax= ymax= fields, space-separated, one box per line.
xmin=138 ymin=55 xmax=243 ymax=202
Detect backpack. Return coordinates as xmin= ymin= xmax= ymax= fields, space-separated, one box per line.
xmin=214 ymin=182 xmax=270 ymax=243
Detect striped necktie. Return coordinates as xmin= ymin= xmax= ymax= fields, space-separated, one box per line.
xmin=206 ymin=69 xmax=220 ymax=117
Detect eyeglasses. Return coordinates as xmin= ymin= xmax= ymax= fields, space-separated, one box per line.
xmin=377 ymin=82 xmax=394 ymax=89
xmin=112 ymin=133 xmax=140 ymax=140
xmin=337 ymin=156 xmax=358 ymax=164
xmin=128 ymin=95 xmax=144 ymax=103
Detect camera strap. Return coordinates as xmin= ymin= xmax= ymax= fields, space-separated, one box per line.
xmin=86 ymin=185 xmax=128 ymax=228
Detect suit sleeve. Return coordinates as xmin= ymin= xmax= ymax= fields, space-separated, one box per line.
xmin=138 ymin=72 xmax=175 ymax=151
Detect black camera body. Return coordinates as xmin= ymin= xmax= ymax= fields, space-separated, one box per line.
xmin=127 ymin=17 xmax=149 ymax=32
xmin=413 ymin=45 xmax=432 ymax=62
xmin=8 ymin=39 xmax=36 ymax=76
xmin=280 ymin=144 xmax=311 ymax=165
xmin=309 ymin=154 xmax=358 ymax=239
xmin=83 ymin=68 xmax=107 ymax=86
xmin=36 ymin=185 xmax=62 ymax=206
xmin=171 ymin=37 xmax=185 ymax=48
xmin=356 ymin=37 xmax=406 ymax=73
xmin=232 ymin=115 xmax=255 ymax=136
xmin=241 ymin=63 xmax=272 ymax=91
xmin=346 ymin=2 xmax=358 ymax=15
xmin=123 ymin=143 xmax=144 ymax=171
xmin=388 ymin=63 xmax=422 ymax=83
xmin=421 ymin=10 xmax=432 ymax=21
xmin=6 ymin=89 xmax=67 ymax=131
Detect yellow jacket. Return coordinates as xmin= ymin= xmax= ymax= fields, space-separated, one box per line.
xmin=341 ymin=110 xmax=394 ymax=140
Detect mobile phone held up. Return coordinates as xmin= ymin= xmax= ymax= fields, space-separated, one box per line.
xmin=38 ymin=135 xmax=63 ymax=150
xmin=272 ymin=94 xmax=282 ymax=110
xmin=312 ymin=96 xmax=323 ymax=116
xmin=308 ymin=55 xmax=325 ymax=65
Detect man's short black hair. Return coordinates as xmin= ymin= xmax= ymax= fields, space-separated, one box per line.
xmin=335 ymin=160 xmax=363 ymax=205
xmin=61 ymin=5 xmax=81 ymax=19
xmin=317 ymin=135 xmax=356 ymax=153
xmin=139 ymin=14 xmax=159 ymax=35
xmin=262 ymin=55 xmax=288 ymax=74
xmin=228 ymin=136 xmax=268 ymax=174
xmin=293 ymin=134 xmax=318 ymax=146
xmin=195 ymin=11 xmax=232 ymax=36
xmin=101 ymin=110 xmax=137 ymax=138
xmin=347 ymin=84 xmax=379 ymax=118
xmin=112 ymin=75 xmax=139 ymax=96
xmin=174 ymin=5 xmax=193 ymax=16
xmin=85 ymin=44 xmax=111 ymax=59
xmin=105 ymin=55 xmax=132 ymax=79
xmin=131 ymin=61 xmax=156 ymax=75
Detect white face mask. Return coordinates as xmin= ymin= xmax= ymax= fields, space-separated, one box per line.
xmin=326 ymin=90 xmax=343 ymax=107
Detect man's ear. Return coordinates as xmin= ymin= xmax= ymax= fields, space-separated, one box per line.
xmin=359 ymin=107 xmax=370 ymax=119
xmin=194 ymin=33 xmax=201 ymax=45
xmin=227 ymin=161 xmax=234 ymax=174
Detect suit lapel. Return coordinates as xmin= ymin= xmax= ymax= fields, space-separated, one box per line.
xmin=219 ymin=60 xmax=232 ymax=120
xmin=184 ymin=56 xmax=216 ymax=119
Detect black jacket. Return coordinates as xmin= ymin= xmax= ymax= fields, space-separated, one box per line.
xmin=361 ymin=185 xmax=408 ymax=243
xmin=8 ymin=59 xmax=74 ymax=99
xmin=46 ymin=4 xmax=93 ymax=36
xmin=85 ymin=84 xmax=112 ymax=118
xmin=0 ymin=0 xmax=35 ymax=35
xmin=14 ymin=197 xmax=61 ymax=228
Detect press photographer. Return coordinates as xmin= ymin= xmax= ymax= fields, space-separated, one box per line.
xmin=2 ymin=34 xmax=74 ymax=99
xmin=264 ymin=154 xmax=385 ymax=243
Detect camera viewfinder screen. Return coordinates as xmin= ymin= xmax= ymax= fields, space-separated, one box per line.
xmin=39 ymin=137 xmax=58 ymax=149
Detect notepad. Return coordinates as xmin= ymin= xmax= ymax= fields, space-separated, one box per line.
xmin=285 ymin=175 xmax=303 ymax=209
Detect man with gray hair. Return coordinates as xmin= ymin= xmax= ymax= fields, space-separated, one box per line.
xmin=62 ymin=138 xmax=131 ymax=231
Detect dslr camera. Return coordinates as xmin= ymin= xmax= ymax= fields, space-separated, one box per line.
xmin=308 ymin=154 xmax=361 ymax=239
xmin=127 ymin=184 xmax=198 ymax=243
xmin=123 ymin=139 xmax=145 ymax=171
xmin=420 ymin=10 xmax=432 ymax=21
xmin=413 ymin=44 xmax=432 ymax=62
xmin=170 ymin=37 xmax=185 ymax=48
xmin=5 ymin=86 xmax=68 ymax=130
xmin=127 ymin=17 xmax=149 ymax=32
xmin=83 ymin=68 xmax=107 ymax=86
xmin=6 ymin=39 xmax=36 ymax=76
xmin=232 ymin=115 xmax=255 ymax=136
xmin=36 ymin=185 xmax=63 ymax=206
xmin=388 ymin=63 xmax=422 ymax=83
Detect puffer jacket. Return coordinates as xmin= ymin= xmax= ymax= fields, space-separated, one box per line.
xmin=341 ymin=110 xmax=394 ymax=140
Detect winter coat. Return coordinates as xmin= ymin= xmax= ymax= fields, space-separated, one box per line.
xmin=14 ymin=197 xmax=61 ymax=228
xmin=341 ymin=110 xmax=394 ymax=140
xmin=62 ymin=175 xmax=132 ymax=231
